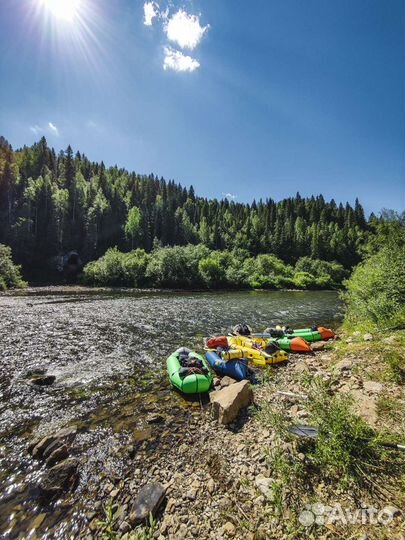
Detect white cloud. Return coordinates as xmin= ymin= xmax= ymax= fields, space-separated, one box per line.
xmin=163 ymin=47 xmax=200 ymax=72
xmin=30 ymin=125 xmax=43 ymax=135
xmin=48 ymin=122 xmax=59 ymax=136
xmin=164 ymin=9 xmax=209 ymax=50
xmin=223 ymin=192 xmax=237 ymax=200
xmin=143 ymin=1 xmax=159 ymax=26
xmin=86 ymin=120 xmax=97 ymax=128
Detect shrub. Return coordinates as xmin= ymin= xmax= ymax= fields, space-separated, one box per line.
xmin=247 ymin=254 xmax=293 ymax=289
xmin=83 ymin=247 xmax=149 ymax=287
xmin=292 ymin=271 xmax=317 ymax=289
xmin=146 ymin=244 xmax=209 ymax=288
xmin=343 ymin=241 xmax=405 ymax=330
xmin=306 ymin=380 xmax=379 ymax=485
xmin=0 ymin=244 xmax=27 ymax=290
xmin=295 ymin=256 xmax=346 ymax=288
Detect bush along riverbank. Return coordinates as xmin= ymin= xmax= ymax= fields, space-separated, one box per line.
xmin=0 ymin=243 xmax=26 ymax=291
xmin=83 ymin=244 xmax=347 ymax=290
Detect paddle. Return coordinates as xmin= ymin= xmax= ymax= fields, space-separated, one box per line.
xmin=289 ymin=424 xmax=405 ymax=452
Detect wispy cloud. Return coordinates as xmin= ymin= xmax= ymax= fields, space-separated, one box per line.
xmin=223 ymin=192 xmax=237 ymax=200
xmin=48 ymin=122 xmax=59 ymax=136
xmin=163 ymin=47 xmax=200 ymax=72
xmin=164 ymin=9 xmax=209 ymax=50
xmin=29 ymin=122 xmax=60 ymax=136
xmin=143 ymin=1 xmax=159 ymax=26
xmin=30 ymin=125 xmax=43 ymax=135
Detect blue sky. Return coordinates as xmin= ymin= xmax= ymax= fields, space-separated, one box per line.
xmin=0 ymin=0 xmax=404 ymax=215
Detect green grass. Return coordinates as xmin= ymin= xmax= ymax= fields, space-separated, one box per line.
xmin=129 ymin=514 xmax=157 ymax=540
xmin=96 ymin=500 xmax=118 ymax=540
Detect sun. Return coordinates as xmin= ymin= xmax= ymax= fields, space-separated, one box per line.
xmin=39 ymin=0 xmax=82 ymax=22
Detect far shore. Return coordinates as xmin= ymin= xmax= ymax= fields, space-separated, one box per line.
xmin=1 ymin=284 xmax=341 ymax=296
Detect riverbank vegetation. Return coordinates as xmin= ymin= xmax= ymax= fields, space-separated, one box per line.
xmin=343 ymin=213 xmax=405 ymax=331
xmin=0 ymin=243 xmax=26 ymax=291
xmin=83 ymin=245 xmax=347 ymax=290
xmin=0 ymin=136 xmax=369 ymax=283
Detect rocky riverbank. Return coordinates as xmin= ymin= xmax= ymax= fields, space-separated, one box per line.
xmin=6 ymin=329 xmax=402 ymax=540
xmin=103 ymin=331 xmax=404 ymax=540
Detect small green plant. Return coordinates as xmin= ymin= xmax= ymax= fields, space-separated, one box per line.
xmin=96 ymin=500 xmax=118 ymax=540
xmin=384 ymin=350 xmax=405 ymax=383
xmin=129 ymin=513 xmax=157 ymax=540
xmin=306 ymin=382 xmax=378 ymax=486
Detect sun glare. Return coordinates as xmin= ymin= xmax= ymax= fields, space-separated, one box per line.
xmin=39 ymin=0 xmax=82 ymax=22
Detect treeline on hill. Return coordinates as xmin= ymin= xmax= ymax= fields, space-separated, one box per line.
xmin=0 ymin=136 xmax=369 ymax=285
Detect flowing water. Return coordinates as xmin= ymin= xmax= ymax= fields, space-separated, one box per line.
xmin=0 ymin=288 xmax=342 ymax=538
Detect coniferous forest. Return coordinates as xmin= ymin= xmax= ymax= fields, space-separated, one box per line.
xmin=0 ymin=136 xmax=371 ymax=287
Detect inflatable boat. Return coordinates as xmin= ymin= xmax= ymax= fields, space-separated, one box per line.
xmin=205 ymin=336 xmax=287 ymax=367
xmin=167 ymin=348 xmax=213 ymax=394
xmin=252 ymin=334 xmax=311 ymax=353
xmin=205 ymin=351 xmax=250 ymax=380
xmin=264 ymin=326 xmax=336 ymax=342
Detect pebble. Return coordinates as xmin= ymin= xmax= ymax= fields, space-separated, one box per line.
xmin=335 ymin=359 xmax=353 ymax=371
xmin=222 ymin=521 xmax=236 ymax=537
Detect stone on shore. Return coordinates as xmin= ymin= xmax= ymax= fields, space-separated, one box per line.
xmin=335 ymin=359 xmax=353 ymax=372
xmin=311 ymin=341 xmax=326 ymax=351
xmin=128 ymin=482 xmax=166 ymax=524
xmin=220 ymin=376 xmax=237 ymax=388
xmin=210 ymin=380 xmax=253 ymax=425
xmin=38 ymin=458 xmax=79 ymax=500
xmin=30 ymin=374 xmax=56 ymax=386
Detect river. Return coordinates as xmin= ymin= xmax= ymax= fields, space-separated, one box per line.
xmin=0 ymin=288 xmax=342 ymax=538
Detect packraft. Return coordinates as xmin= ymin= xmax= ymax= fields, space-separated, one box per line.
xmin=167 ymin=347 xmax=213 ymax=394
xmin=205 ymin=350 xmax=250 ymax=380
xmin=264 ymin=326 xmax=335 ymax=342
xmin=252 ymin=334 xmax=311 ymax=353
xmin=205 ymin=336 xmax=287 ymax=367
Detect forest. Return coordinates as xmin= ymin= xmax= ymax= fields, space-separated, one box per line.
xmin=0 ymin=135 xmax=371 ymax=287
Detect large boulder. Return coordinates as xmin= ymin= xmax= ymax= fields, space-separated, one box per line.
xmin=38 ymin=458 xmax=79 ymax=500
xmin=128 ymin=483 xmax=166 ymax=524
xmin=210 ymin=380 xmax=253 ymax=425
xmin=30 ymin=425 xmax=77 ymax=459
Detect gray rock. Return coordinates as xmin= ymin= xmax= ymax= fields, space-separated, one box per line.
xmin=220 ymin=376 xmax=237 ymax=388
xmin=311 ymin=341 xmax=326 ymax=351
xmin=222 ymin=521 xmax=236 ymax=537
xmin=38 ymin=458 xmax=79 ymax=500
xmin=363 ymin=381 xmax=383 ymax=394
xmin=32 ymin=436 xmax=58 ymax=459
xmin=42 ymin=439 xmax=64 ymax=460
xmin=207 ymin=478 xmax=215 ymax=494
xmin=128 ymin=482 xmax=166 ymax=524
xmin=363 ymin=333 xmax=373 ymax=342
xmin=147 ymin=414 xmax=164 ymax=424
xmin=23 ymin=366 xmax=47 ymax=378
xmin=254 ymin=476 xmax=274 ymax=501
xmin=30 ymin=425 xmax=77 ymax=459
xmin=30 ymin=375 xmax=56 ymax=386
xmin=119 ymin=521 xmax=131 ymax=533
xmin=46 ymin=445 xmax=69 ymax=467
xmin=382 ymin=336 xmax=396 ymax=344
xmin=335 ymin=359 xmax=353 ymax=371
xmin=210 ymin=380 xmax=253 ymax=425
